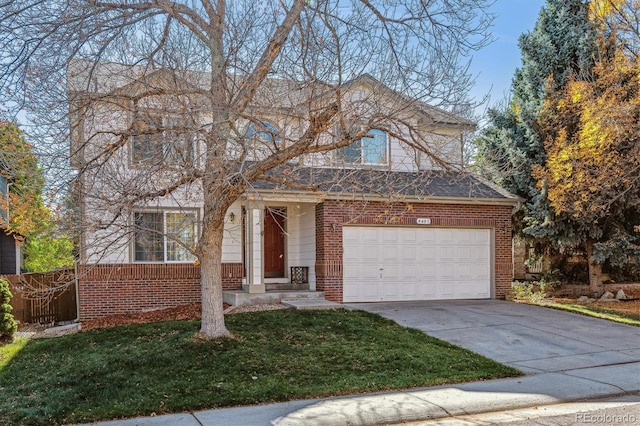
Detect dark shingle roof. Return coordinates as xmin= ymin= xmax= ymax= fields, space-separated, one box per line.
xmin=251 ymin=167 xmax=516 ymax=202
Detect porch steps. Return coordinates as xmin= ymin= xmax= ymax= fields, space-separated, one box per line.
xmin=222 ymin=290 xmax=325 ymax=307
xmin=281 ymin=299 xmax=342 ymax=310
xmin=265 ymin=282 xmax=310 ymax=291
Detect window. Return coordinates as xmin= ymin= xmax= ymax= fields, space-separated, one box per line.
xmin=245 ymin=121 xmax=281 ymax=143
xmin=131 ymin=114 xmax=194 ymax=165
xmin=134 ymin=211 xmax=196 ymax=262
xmin=337 ymin=128 xmax=388 ymax=165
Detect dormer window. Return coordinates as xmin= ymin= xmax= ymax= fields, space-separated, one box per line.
xmin=130 ymin=114 xmax=194 ymax=166
xmin=245 ymin=121 xmax=281 ymax=143
xmin=337 ymin=128 xmax=388 ymax=166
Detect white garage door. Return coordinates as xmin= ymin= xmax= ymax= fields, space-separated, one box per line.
xmin=343 ymin=227 xmax=491 ymax=302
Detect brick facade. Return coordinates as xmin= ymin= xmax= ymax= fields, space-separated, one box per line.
xmin=79 ymin=200 xmax=514 ymax=320
xmin=77 ymin=263 xmax=242 ymax=320
xmin=315 ymin=200 xmax=513 ymax=301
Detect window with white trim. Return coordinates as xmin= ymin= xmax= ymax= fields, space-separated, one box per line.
xmin=134 ymin=211 xmax=196 ymax=262
xmin=130 ymin=114 xmax=194 ymax=166
xmin=245 ymin=121 xmax=281 ymax=143
xmin=337 ymin=128 xmax=388 ymax=165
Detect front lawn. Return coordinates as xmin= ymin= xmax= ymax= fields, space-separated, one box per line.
xmin=0 ymin=309 xmax=520 ymax=425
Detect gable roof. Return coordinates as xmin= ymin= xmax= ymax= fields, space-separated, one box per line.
xmin=339 ymin=74 xmax=476 ymax=130
xmin=67 ymin=60 xmax=475 ymax=130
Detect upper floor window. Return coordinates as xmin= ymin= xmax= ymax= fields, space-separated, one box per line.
xmin=134 ymin=210 xmax=196 ymax=262
xmin=131 ymin=114 xmax=194 ymax=166
xmin=245 ymin=121 xmax=281 ymax=143
xmin=337 ymin=128 xmax=388 ymax=165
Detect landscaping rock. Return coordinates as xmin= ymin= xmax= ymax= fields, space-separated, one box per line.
xmin=615 ymin=289 xmax=627 ymax=300
xmin=577 ymin=296 xmax=594 ymax=302
xmin=600 ymin=291 xmax=615 ymax=301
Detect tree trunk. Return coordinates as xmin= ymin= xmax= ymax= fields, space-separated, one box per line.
xmin=198 ymin=215 xmax=231 ymax=339
xmin=585 ymin=241 xmax=604 ymax=297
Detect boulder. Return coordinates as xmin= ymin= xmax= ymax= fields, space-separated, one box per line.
xmin=599 ymin=291 xmax=615 ymax=301
xmin=615 ymin=289 xmax=627 ymax=300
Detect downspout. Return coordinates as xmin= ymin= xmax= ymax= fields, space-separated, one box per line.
xmin=74 ymin=261 xmax=80 ymax=323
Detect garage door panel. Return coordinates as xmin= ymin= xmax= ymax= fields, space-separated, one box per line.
xmin=401 ymin=247 xmax=417 ymax=262
xmin=382 ymin=228 xmax=399 ymax=242
xmin=361 ymin=228 xmax=378 ymax=243
xmin=418 ymin=281 xmax=437 ymax=298
xmin=401 ymin=264 xmax=417 ymax=281
xmin=401 ymin=229 xmax=417 ymax=243
xmin=382 ymin=246 xmax=398 ymax=261
xmin=361 ymin=267 xmax=380 ymax=280
xmin=343 ymin=226 xmax=491 ymax=302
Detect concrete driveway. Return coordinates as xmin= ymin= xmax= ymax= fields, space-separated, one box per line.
xmin=347 ymin=300 xmax=640 ymax=374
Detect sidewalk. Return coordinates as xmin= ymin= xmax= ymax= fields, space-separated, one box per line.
xmin=78 ymin=360 xmax=640 ymax=426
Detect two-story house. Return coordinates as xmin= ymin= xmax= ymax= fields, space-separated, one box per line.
xmin=68 ymin=62 xmax=519 ymax=320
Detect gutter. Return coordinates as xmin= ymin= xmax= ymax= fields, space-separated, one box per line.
xmin=245 ymin=189 xmax=521 ymax=208
xmin=322 ymin=192 xmax=521 ymax=207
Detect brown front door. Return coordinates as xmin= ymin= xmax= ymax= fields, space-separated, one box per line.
xmin=264 ymin=208 xmax=286 ymax=278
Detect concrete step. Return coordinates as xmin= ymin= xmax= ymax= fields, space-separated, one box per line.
xmin=282 ymin=299 xmax=342 ymax=310
xmin=222 ymin=290 xmax=325 ymax=307
xmin=265 ymin=282 xmax=310 ymax=291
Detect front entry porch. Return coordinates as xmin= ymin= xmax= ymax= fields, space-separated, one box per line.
xmin=222 ymin=288 xmax=328 ymax=307
xmin=223 ymin=198 xmax=324 ymax=306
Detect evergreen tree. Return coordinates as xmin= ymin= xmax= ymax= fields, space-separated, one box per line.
xmin=476 ymin=0 xmax=598 ymax=245
xmin=534 ymin=1 xmax=640 ymax=294
xmin=0 ymin=279 xmax=17 ymax=343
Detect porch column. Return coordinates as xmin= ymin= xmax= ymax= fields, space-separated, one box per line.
xmin=245 ymin=205 xmax=265 ymax=294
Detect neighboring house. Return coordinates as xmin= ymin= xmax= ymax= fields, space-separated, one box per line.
xmin=0 ymin=157 xmax=22 ymax=275
xmin=68 ymin=62 xmax=520 ymax=320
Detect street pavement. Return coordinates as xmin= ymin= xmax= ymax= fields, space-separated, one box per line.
xmin=77 ymin=300 xmax=640 ymax=426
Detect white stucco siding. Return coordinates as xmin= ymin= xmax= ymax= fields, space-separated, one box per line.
xmin=297 ymin=204 xmax=317 ymax=289
xmin=282 ymin=203 xmax=316 ymax=287
xmin=221 ymin=202 xmax=243 ymax=263
xmin=389 ymin=135 xmax=419 ymax=172
xmin=419 ymin=133 xmax=463 ymax=170
xmin=84 ymin=228 xmax=132 ymax=264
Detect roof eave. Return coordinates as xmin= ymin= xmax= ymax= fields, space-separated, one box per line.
xmin=244 ymin=189 xmax=521 ymax=208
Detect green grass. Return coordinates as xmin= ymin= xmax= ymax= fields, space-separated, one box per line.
xmin=546 ymin=302 xmax=640 ymax=326
xmin=0 ymin=309 xmax=521 ymax=425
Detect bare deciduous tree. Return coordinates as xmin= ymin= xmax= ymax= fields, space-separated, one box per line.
xmin=0 ymin=0 xmax=494 ymax=338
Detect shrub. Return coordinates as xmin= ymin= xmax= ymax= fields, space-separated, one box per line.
xmin=0 ymin=278 xmax=18 ymax=343
xmin=509 ymin=281 xmax=548 ymax=304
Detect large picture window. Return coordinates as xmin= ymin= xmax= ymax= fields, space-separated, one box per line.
xmin=337 ymin=128 xmax=388 ymax=165
xmin=134 ymin=211 xmax=196 ymax=262
xmin=131 ymin=114 xmax=194 ymax=166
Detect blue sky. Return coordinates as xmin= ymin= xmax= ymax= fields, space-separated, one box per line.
xmin=469 ymin=0 xmax=547 ymax=113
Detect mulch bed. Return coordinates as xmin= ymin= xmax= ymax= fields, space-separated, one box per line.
xmin=80 ymin=303 xmax=206 ymax=331
xmin=551 ymin=284 xmax=640 ymax=316
xmin=80 ymin=302 xmax=289 ymax=332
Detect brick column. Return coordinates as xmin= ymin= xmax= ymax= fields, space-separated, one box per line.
xmin=315 ymin=202 xmax=343 ymax=302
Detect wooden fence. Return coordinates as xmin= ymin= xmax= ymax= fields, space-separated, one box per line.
xmin=3 ymin=269 xmax=77 ymax=324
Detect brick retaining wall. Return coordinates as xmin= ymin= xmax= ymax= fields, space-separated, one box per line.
xmin=77 ymin=263 xmax=242 ymax=320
